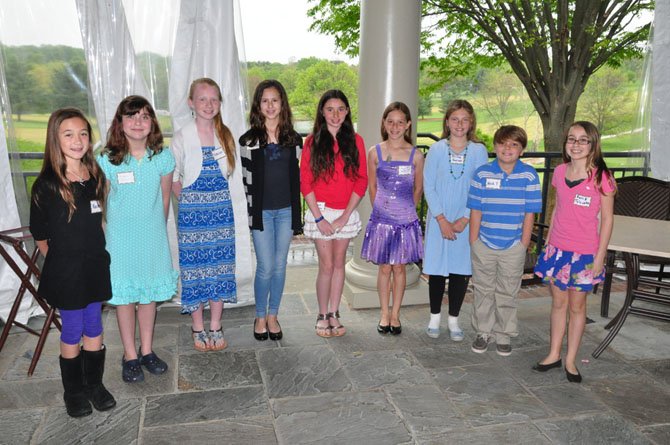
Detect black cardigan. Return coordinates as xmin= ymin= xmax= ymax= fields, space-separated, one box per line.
xmin=239 ymin=128 xmax=303 ymax=234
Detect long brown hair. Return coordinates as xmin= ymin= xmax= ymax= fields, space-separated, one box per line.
xmin=102 ymin=95 xmax=164 ymax=166
xmin=441 ymin=99 xmax=479 ymax=142
xmin=310 ymin=89 xmax=359 ymax=181
xmin=563 ymin=121 xmax=615 ymax=193
xmin=189 ymin=78 xmax=236 ymax=172
xmin=33 ymin=108 xmax=107 ymax=221
xmin=380 ymin=101 xmax=412 ymax=144
xmin=241 ymin=79 xmax=301 ymax=149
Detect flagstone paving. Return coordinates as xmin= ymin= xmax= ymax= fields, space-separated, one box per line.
xmin=1 ymin=266 xmax=668 ymax=445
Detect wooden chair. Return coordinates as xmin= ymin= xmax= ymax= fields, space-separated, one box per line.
xmin=598 ymin=176 xmax=670 ymax=317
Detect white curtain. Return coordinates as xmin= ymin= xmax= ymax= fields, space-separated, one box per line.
xmin=75 ymin=0 xmax=151 ymax=139
xmin=168 ymin=0 xmax=253 ymax=305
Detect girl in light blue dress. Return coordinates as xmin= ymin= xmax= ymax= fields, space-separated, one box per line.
xmin=423 ymin=100 xmax=488 ymax=341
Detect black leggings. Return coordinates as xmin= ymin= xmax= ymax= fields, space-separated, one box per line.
xmin=428 ymin=274 xmax=470 ymax=316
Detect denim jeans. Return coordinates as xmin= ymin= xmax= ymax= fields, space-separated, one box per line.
xmin=252 ymin=207 xmax=293 ymax=317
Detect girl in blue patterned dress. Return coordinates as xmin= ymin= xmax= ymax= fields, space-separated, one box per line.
xmin=98 ymin=96 xmax=178 ymax=383
xmin=171 ymin=78 xmax=238 ymax=352
xmin=361 ymin=102 xmax=424 ymax=335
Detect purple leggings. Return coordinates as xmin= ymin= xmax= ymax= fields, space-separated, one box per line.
xmin=59 ymin=302 xmax=104 ymax=345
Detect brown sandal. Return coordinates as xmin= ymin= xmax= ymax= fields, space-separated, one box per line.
xmin=327 ymin=311 xmax=346 ymax=337
xmin=315 ymin=314 xmax=332 ymax=338
xmin=192 ymin=329 xmax=210 ymax=352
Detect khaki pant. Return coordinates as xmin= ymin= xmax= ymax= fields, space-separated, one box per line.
xmin=470 ymin=239 xmax=527 ymax=344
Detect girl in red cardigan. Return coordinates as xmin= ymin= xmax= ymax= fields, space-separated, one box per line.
xmin=300 ymin=90 xmax=367 ymax=337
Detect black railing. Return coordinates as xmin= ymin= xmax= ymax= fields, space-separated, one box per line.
xmin=15 ymin=132 xmax=651 ymax=246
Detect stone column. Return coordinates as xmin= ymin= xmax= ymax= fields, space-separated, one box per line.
xmin=344 ymin=0 xmax=427 ymax=308
xmin=651 ymin=1 xmax=670 ymax=180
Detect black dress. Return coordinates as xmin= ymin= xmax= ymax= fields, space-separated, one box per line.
xmin=29 ymin=175 xmax=112 ymax=310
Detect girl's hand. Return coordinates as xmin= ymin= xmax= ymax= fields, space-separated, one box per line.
xmin=330 ymin=214 xmax=350 ymax=234
xmin=452 ymin=217 xmax=468 ymax=233
xmin=316 ymin=218 xmax=335 ymax=236
xmin=438 ymin=218 xmax=456 ymax=240
xmin=593 ymin=255 xmax=606 ymax=277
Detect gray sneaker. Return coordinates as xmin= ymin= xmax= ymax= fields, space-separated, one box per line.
xmin=496 ymin=343 xmax=512 ymax=357
xmin=471 ymin=334 xmax=490 ymax=353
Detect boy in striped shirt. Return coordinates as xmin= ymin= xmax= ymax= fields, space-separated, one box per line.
xmin=467 ymin=125 xmax=542 ymax=356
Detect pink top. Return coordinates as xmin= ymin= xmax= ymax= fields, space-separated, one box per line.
xmin=300 ymin=133 xmax=368 ymax=209
xmin=549 ymin=163 xmax=615 ymax=254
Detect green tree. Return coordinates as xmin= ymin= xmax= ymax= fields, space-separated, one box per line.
xmin=308 ymin=0 xmax=652 ymax=151
xmin=289 ymin=60 xmax=358 ymax=121
xmin=577 ymin=66 xmax=630 ymax=133
xmin=417 ymin=94 xmax=432 ymax=119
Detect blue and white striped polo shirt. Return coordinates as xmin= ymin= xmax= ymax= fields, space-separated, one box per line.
xmin=467 ymin=159 xmax=542 ymax=250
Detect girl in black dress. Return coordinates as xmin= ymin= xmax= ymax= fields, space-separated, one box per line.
xmin=30 ymin=108 xmax=116 ymax=418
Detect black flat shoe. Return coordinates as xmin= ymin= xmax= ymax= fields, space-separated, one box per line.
xmin=532 ymin=358 xmax=562 ymax=372
xmin=269 ymin=321 xmax=283 ymax=341
xmin=254 ymin=319 xmax=269 ymax=341
xmin=377 ymin=323 xmax=390 ymax=334
xmin=389 ymin=323 xmax=402 ymax=336
xmin=565 ymin=367 xmax=582 ymax=383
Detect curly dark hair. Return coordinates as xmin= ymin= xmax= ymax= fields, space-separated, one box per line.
xmin=310 ymin=89 xmax=359 ymax=181
xmin=102 ymin=95 xmax=164 ymax=166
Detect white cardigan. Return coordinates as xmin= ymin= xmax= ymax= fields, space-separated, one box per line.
xmin=170 ymin=120 xmax=253 ymax=302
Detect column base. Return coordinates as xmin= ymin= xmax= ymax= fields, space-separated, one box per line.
xmin=343 ymin=274 xmax=429 ymax=309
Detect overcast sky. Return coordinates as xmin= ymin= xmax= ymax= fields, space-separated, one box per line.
xmin=0 ymin=0 xmax=356 ymax=64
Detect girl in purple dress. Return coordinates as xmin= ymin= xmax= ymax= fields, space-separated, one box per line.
xmin=361 ymin=102 xmax=424 ymax=335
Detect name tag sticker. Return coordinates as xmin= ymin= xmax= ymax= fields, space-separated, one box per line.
xmin=90 ymin=200 xmax=102 ymax=214
xmin=117 ymin=171 xmax=135 ymax=184
xmin=398 ymin=165 xmax=412 ymax=175
xmin=573 ymin=194 xmax=592 ymax=207
xmin=212 ymin=147 xmax=226 ymax=160
xmin=451 ymin=153 xmax=465 ymax=165
xmin=485 ymin=178 xmax=501 ymax=189
xmin=317 ymin=202 xmax=326 ymax=211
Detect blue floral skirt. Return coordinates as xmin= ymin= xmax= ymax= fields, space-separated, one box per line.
xmin=534 ymin=243 xmax=605 ymax=292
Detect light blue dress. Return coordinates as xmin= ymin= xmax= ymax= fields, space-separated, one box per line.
xmin=97 ymin=149 xmax=178 ymax=305
xmin=422 ymin=140 xmax=488 ymax=276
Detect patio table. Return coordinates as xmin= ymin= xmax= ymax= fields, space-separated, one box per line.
xmin=592 ymin=215 xmax=670 ymax=358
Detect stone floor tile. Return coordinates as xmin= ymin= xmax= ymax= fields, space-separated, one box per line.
xmin=584 ymin=314 xmax=670 ymax=361
xmin=534 ymin=413 xmax=650 ymax=444
xmin=103 ymin=323 xmax=179 ymax=352
xmin=35 ymin=398 xmax=141 ymax=445
xmin=103 ymin=347 xmax=177 ymax=399
xmin=222 ymin=304 xmax=258 ymax=321
xmin=339 ymin=350 xmax=433 ymax=390
xmin=0 ymin=378 xmax=61 ymax=409
xmin=144 ymin=385 xmax=267 ymax=427
xmin=272 ymin=391 xmax=412 ymax=445
xmin=640 ymin=424 xmax=670 ymax=445
xmin=0 ymin=332 xmax=28 ymax=379
xmin=418 ymin=422 xmax=550 ymax=445
xmin=275 ymin=293 xmax=311 ymax=316
xmin=2 ymin=348 xmax=60 ymax=381
xmin=258 ymin=345 xmax=351 ymax=398
xmin=325 ymin=323 xmax=425 ymax=354
xmin=386 ymin=385 xmax=466 ymax=438
xmin=0 ymin=408 xmax=44 ymax=445
xmin=529 ymin=383 xmax=606 ymax=416
xmin=411 ymin=345 xmax=492 ymax=369
xmin=430 ymin=364 xmax=553 ymax=427
xmin=178 ymin=350 xmax=261 ymax=391
xmin=588 ymin=377 xmax=670 ymax=426
xmin=637 ymin=358 xmax=670 ymax=385
xmin=141 ymin=416 xmax=278 ymax=444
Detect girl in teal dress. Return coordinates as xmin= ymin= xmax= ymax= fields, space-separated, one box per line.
xmin=97 ymin=96 xmax=178 ymax=383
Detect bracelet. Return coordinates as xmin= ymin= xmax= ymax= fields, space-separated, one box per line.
xmin=314 ymin=215 xmax=325 ymax=223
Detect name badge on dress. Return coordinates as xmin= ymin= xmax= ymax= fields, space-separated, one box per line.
xmin=212 ymin=147 xmax=226 ymax=160
xmin=317 ymin=202 xmax=326 ymax=211
xmin=450 ymin=153 xmax=465 ymax=165
xmin=117 ymin=171 xmax=135 ymax=184
xmin=573 ymin=194 xmax=592 ymax=207
xmin=398 ymin=165 xmax=412 ymax=175
xmin=485 ymin=178 xmax=501 ymax=189
xmin=90 ymin=200 xmax=102 ymax=214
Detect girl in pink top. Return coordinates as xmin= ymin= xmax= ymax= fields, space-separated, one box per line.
xmin=300 ymin=89 xmax=367 ymax=338
xmin=533 ymin=121 xmax=615 ymax=383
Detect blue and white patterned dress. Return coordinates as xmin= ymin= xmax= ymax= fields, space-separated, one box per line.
xmin=177 ymin=146 xmax=237 ymax=313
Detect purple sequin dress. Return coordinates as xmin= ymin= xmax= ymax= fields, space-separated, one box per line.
xmin=361 ymin=145 xmax=424 ymax=265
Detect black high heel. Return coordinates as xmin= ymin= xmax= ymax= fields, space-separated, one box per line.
xmin=389 ymin=321 xmax=402 ymax=336
xmin=565 ymin=367 xmax=582 ymax=383
xmin=532 ymin=358 xmax=562 ymax=372
xmin=377 ymin=323 xmax=390 ymax=334
xmin=253 ymin=319 xmax=269 ymax=341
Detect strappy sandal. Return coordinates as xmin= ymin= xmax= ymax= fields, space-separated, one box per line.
xmin=192 ymin=329 xmax=210 ymax=352
xmin=327 ymin=311 xmax=346 ymax=337
xmin=209 ymin=327 xmax=228 ymax=351
xmin=315 ymin=314 xmax=332 ymax=338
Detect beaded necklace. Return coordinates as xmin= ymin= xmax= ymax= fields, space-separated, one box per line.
xmin=448 ymin=141 xmax=468 ymax=179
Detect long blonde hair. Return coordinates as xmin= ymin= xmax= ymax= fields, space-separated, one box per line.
xmin=189 ymin=78 xmax=236 ymax=172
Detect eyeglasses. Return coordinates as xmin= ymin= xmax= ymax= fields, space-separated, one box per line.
xmin=566 ymin=137 xmax=591 ymax=146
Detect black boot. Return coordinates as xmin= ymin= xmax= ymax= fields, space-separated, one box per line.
xmin=59 ymin=355 xmax=92 ymax=418
xmin=82 ymin=346 xmax=116 ymax=411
